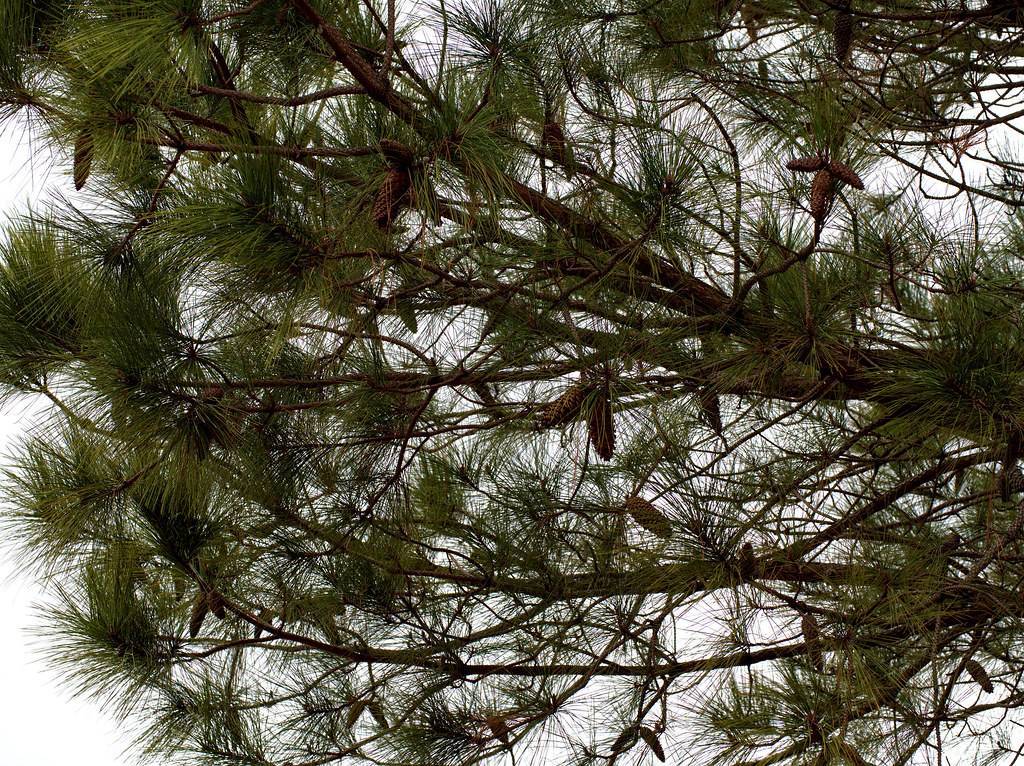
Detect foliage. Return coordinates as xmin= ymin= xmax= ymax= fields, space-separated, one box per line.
xmin=2 ymin=1 xmax=1024 ymax=764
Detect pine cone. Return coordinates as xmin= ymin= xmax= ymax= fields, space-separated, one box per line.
xmin=714 ymin=0 xmax=740 ymax=24
xmin=965 ymin=658 xmax=994 ymax=693
xmin=939 ymin=531 xmax=961 ymax=555
xmin=625 ymin=496 xmax=672 ymax=538
xmin=740 ymin=3 xmax=765 ymax=40
xmin=539 ymin=383 xmax=588 ymax=427
xmin=201 ymin=384 xmax=224 ymax=402
xmin=827 ymin=160 xmax=864 ymax=189
xmin=1002 ymin=430 xmax=1022 ymax=500
xmin=378 ymin=138 xmax=415 ymax=165
xmin=254 ymin=607 xmax=274 ymax=639
xmin=1007 ymin=465 xmax=1024 ymax=494
xmin=74 ymin=130 xmax=93 ymax=191
xmin=833 ymin=10 xmax=853 ymax=64
xmin=638 ymin=727 xmax=666 ymax=762
xmin=367 ymin=700 xmax=388 ymax=728
xmin=189 ymin=592 xmax=209 ymax=638
xmin=542 ymin=118 xmax=574 ymax=179
xmin=802 ymin=613 xmax=824 ymax=670
xmin=372 ymin=167 xmax=411 ymax=229
xmin=806 ymin=711 xmax=824 ymax=744
xmin=208 ymin=589 xmax=226 ymax=619
xmin=346 ymin=699 xmax=368 ymax=728
xmin=610 ymin=725 xmax=639 ymax=755
xmin=486 ymin=715 xmax=511 ymax=744
xmin=698 ymin=390 xmax=723 ymax=435
xmin=738 ymin=541 xmax=756 ymax=578
xmin=787 ymin=156 xmax=826 ymax=173
xmin=588 ymin=387 xmax=615 ymax=461
xmin=809 ymin=168 xmax=835 ymax=223
xmin=542 ymin=120 xmax=567 ymax=164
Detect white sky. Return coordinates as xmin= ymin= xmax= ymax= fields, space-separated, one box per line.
xmin=0 ymin=120 xmax=131 ymax=765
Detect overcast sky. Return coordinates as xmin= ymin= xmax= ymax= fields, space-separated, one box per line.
xmin=0 ymin=119 xmax=131 ymax=766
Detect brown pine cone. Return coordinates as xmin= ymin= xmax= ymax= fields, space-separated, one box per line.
xmin=638 ymin=727 xmax=666 ymax=762
xmin=625 ymin=496 xmax=672 ymax=538
xmin=189 ymin=592 xmax=209 ymax=638
xmin=834 ymin=10 xmax=854 ymax=64
xmin=809 ymin=168 xmax=835 ymax=223
xmin=965 ymin=658 xmax=994 ymax=693
xmin=485 ymin=715 xmax=511 ymax=744
xmin=542 ymin=120 xmax=567 ymax=164
xmin=698 ymin=390 xmax=723 ymax=435
xmin=801 ymin=612 xmax=823 ymax=670
xmin=539 ymin=384 xmax=588 ymax=428
xmin=787 ymin=156 xmax=826 ymax=173
xmin=588 ymin=388 xmax=615 ymax=461
xmin=827 ymin=159 xmax=864 ymax=189
xmin=740 ymin=3 xmax=765 ymax=41
xmin=372 ymin=167 xmax=411 ymax=229
xmin=208 ymin=589 xmax=226 ymax=619
xmin=738 ymin=541 xmax=756 ymax=578
xmin=806 ymin=711 xmax=824 ymax=744
xmin=200 ymin=384 xmax=224 ymax=402
xmin=378 ymin=138 xmax=415 ymax=165
xmin=714 ymin=0 xmax=741 ymax=24
xmin=74 ymin=130 xmax=93 ymax=191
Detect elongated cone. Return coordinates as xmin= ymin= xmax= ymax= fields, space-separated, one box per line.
xmin=486 ymin=715 xmax=510 ymax=744
xmin=738 ymin=541 xmax=756 ymax=578
xmin=965 ymin=658 xmax=994 ymax=693
xmin=372 ymin=167 xmax=411 ymax=228
xmin=544 ymin=118 xmax=575 ymax=179
xmin=542 ymin=118 xmax=568 ymax=166
xmin=939 ymin=531 xmax=961 ymax=555
xmin=625 ymin=496 xmax=672 ymax=538
xmin=827 ymin=160 xmax=864 ymax=189
xmin=189 ymin=592 xmax=209 ymax=638
xmin=806 ymin=711 xmax=824 ymax=744
xmin=74 ymin=130 xmax=93 ymax=191
xmin=588 ymin=387 xmax=615 ymax=461
xmin=396 ymin=300 xmax=418 ymax=334
xmin=254 ymin=607 xmax=274 ymax=639
xmin=378 ymin=138 xmax=415 ymax=165
xmin=208 ymin=589 xmax=226 ymax=619
xmin=1002 ymin=430 xmax=1021 ymax=500
xmin=346 ymin=699 xmax=368 ymax=728
xmin=540 ymin=383 xmax=588 ymax=427
xmin=810 ymin=169 xmax=835 ymax=223
xmin=699 ymin=390 xmax=723 ymax=435
xmin=638 ymin=727 xmax=666 ymax=762
xmin=834 ymin=10 xmax=853 ymax=63
xmin=201 ymin=384 xmax=224 ymax=402
xmin=787 ymin=156 xmax=827 ymax=173
xmin=610 ymin=725 xmax=638 ymax=755
xmin=740 ymin=3 xmax=764 ymax=40
xmin=470 ymin=380 xmax=498 ymax=407
xmin=802 ymin=613 xmax=824 ymax=670
xmin=714 ymin=0 xmax=740 ymax=24
xmin=367 ymin=700 xmax=388 ymax=728
xmin=1008 ymin=465 xmax=1024 ymax=494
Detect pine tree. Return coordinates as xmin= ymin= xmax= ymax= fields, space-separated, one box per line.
xmin=2 ymin=1 xmax=1024 ymax=765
